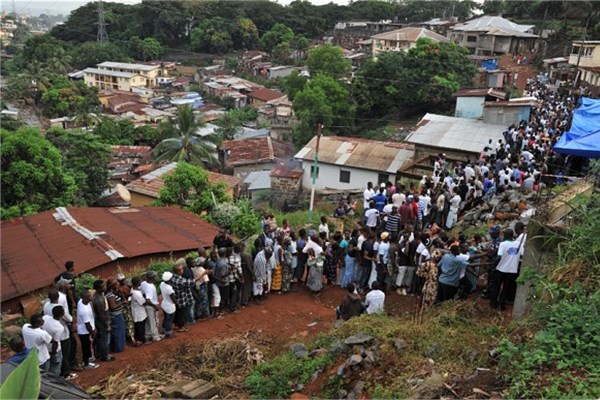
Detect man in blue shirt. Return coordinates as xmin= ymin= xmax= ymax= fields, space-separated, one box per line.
xmin=372 ymin=188 xmax=387 ymax=213
xmin=6 ymin=336 xmax=31 ymax=365
xmin=437 ymin=245 xmax=469 ymax=302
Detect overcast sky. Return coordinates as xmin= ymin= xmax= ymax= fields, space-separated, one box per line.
xmin=2 ymin=0 xmax=351 ymax=16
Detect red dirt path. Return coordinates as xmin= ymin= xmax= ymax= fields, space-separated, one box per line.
xmin=70 ymin=285 xmax=509 ymax=391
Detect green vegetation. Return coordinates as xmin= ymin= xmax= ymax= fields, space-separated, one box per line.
xmin=245 ymin=352 xmax=334 ymax=399
xmin=209 ymin=199 xmax=262 ymax=239
xmin=1 ymin=128 xmax=77 ymax=219
xmin=155 ymin=163 xmax=229 ymax=214
xmin=354 ymin=38 xmax=476 ymax=117
xmin=497 ymin=195 xmax=600 ymax=398
xmin=153 ymin=106 xmax=220 ymax=166
xmin=0 ymin=348 xmax=41 ymax=399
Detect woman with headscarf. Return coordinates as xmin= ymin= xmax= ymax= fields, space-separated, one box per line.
xmin=306 ymin=248 xmax=325 ymax=293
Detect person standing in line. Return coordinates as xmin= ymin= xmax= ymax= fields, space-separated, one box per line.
xmin=214 ymin=248 xmax=231 ymax=317
xmin=130 ymin=277 xmax=148 ymax=346
xmin=363 ymin=182 xmax=375 ymax=211
xmin=140 ymin=272 xmax=162 ymax=342
xmin=491 ymin=229 xmax=523 ymax=310
xmin=6 ymin=336 xmax=31 ymax=365
xmin=171 ymin=260 xmax=197 ymax=331
xmin=437 ymin=245 xmax=469 ymax=302
xmin=76 ymin=290 xmax=99 ymax=369
xmin=42 ymin=306 xmax=68 ymax=376
xmin=105 ymin=279 xmax=126 ymax=354
xmin=253 ymin=247 xmax=274 ymax=303
xmin=376 ymin=232 xmax=391 ymax=288
xmin=239 ymin=242 xmax=254 ymax=306
xmin=22 ymin=313 xmax=53 ymax=370
xmin=359 ymin=235 xmax=376 ymax=292
xmin=159 ymin=272 xmax=177 ymax=339
xmin=91 ymin=280 xmax=114 ymax=362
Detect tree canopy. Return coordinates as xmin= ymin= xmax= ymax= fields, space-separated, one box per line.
xmin=153 ymin=106 xmax=220 ymax=166
xmin=1 ymin=128 xmax=77 ymax=219
xmin=46 ymin=129 xmax=111 ymax=206
xmin=292 ymin=74 xmax=355 ymax=146
xmin=353 ymin=38 xmax=476 ymax=116
xmin=306 ymin=44 xmax=351 ymax=79
xmin=154 ymin=162 xmax=229 ymax=214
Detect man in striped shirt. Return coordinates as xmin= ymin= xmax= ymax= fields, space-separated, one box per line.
xmin=384 ymin=206 xmax=401 ymax=242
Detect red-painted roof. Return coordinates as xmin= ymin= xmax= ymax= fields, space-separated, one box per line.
xmin=1 ymin=206 xmax=220 ymax=303
xmin=221 ymin=137 xmax=292 ymax=167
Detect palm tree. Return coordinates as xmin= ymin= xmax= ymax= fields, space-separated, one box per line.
xmin=153 ymin=106 xmax=220 ymax=166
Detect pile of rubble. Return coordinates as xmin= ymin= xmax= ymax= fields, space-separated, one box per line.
xmin=455 ymin=191 xmax=538 ymax=232
xmin=290 ymin=333 xmax=381 ymax=400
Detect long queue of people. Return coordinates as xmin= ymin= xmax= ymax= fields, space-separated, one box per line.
xmin=8 ymin=78 xmax=584 ymax=376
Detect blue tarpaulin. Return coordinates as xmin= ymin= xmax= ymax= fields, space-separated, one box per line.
xmin=553 ymin=97 xmax=600 ymax=158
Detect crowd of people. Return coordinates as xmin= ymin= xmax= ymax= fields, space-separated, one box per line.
xmin=8 ymin=78 xmax=587 ymax=378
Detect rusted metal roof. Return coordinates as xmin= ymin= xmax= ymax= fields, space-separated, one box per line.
xmin=294 ymin=136 xmax=414 ymax=174
xmin=221 ymin=137 xmax=292 ymax=167
xmin=126 ymin=162 xmax=241 ymax=198
xmin=271 ymin=164 xmax=303 ymax=179
xmin=1 ymin=206 xmax=221 ymax=303
xmin=248 ymin=88 xmax=286 ymax=102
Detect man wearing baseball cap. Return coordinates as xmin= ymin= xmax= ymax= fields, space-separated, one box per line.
xmin=160 ymin=272 xmax=177 ymax=338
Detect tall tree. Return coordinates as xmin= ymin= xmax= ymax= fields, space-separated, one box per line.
xmin=233 ymin=18 xmax=259 ymax=50
xmin=152 ymin=106 xmax=220 ymax=166
xmin=281 ymin=70 xmax=307 ymax=101
xmin=1 ymin=128 xmax=77 ymax=219
xmin=214 ymin=111 xmax=242 ymax=141
xmin=293 ymin=74 xmax=355 ymax=146
xmin=260 ymin=23 xmax=294 ymax=53
xmin=46 ymin=129 xmax=111 ymax=206
xmin=353 ymin=38 xmax=476 ymax=116
xmin=306 ymin=44 xmax=351 ymax=79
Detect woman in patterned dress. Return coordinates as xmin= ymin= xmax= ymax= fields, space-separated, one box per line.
xmin=416 ymin=249 xmax=443 ymax=309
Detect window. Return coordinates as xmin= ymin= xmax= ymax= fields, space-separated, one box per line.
xmin=378 ymin=174 xmax=389 ymax=184
xmin=467 ymin=36 xmax=477 ymax=43
xmin=310 ymin=165 xmax=319 ymax=178
xmin=339 ymin=170 xmax=351 ymax=183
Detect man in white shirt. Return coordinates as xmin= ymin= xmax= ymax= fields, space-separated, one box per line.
xmin=130 ymin=276 xmax=149 ymax=346
xmin=140 ymin=272 xmax=162 ymax=342
xmin=22 ymin=313 xmax=52 ymax=369
xmin=365 ymin=281 xmax=385 ymax=314
xmin=76 ymin=290 xmax=98 ymax=369
xmin=376 ymin=232 xmax=391 ymax=287
xmin=43 ymin=288 xmax=72 ymax=324
xmin=490 ymin=229 xmax=521 ymax=310
xmin=363 ymin=182 xmax=375 ymax=210
xmin=160 ymin=272 xmax=177 ymax=338
xmin=364 ymin=202 xmax=379 ymax=231
xmin=43 ymin=306 xmax=68 ymax=376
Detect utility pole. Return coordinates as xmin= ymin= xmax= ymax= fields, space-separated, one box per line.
xmin=96 ymin=0 xmax=109 ymax=43
xmin=308 ymin=124 xmax=323 ymax=223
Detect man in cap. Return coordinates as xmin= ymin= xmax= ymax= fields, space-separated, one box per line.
xmin=140 ymin=271 xmax=162 ymax=342
xmin=376 ymin=232 xmax=391 ymax=288
xmin=160 ymin=271 xmax=177 ymax=338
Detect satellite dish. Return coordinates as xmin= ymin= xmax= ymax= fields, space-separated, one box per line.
xmin=116 ymin=184 xmax=131 ymax=203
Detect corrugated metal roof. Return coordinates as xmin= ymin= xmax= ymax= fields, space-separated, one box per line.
xmin=372 ymin=27 xmax=449 ymax=42
xmin=1 ymin=207 xmax=221 ymax=302
xmin=244 ymin=171 xmax=271 ymax=191
xmin=248 ymin=88 xmax=286 ymax=102
xmin=294 ymin=136 xmax=414 ymax=173
xmin=452 ymin=16 xmax=533 ymax=33
xmin=83 ymin=68 xmax=137 ymax=79
xmin=126 ymin=162 xmax=241 ymax=198
xmin=97 ymin=61 xmax=159 ymax=72
xmin=405 ymin=113 xmax=505 ymax=154
xmin=221 ymin=137 xmax=292 ymax=167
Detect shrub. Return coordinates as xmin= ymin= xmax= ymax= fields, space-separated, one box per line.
xmin=75 ymin=273 xmax=101 ymax=297
xmin=245 ymin=352 xmax=333 ymax=399
xmin=210 ymin=203 xmax=241 ymax=233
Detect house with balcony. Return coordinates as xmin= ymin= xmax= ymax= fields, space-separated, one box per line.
xmin=371 ymin=27 xmax=449 ymax=57
xmin=449 ymin=16 xmax=538 ymax=56
xmin=569 ymin=40 xmax=600 ymax=96
xmin=83 ymin=61 xmax=162 ymax=92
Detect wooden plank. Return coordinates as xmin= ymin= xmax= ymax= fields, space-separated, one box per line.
xmin=185 ymin=381 xmax=219 ymax=399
